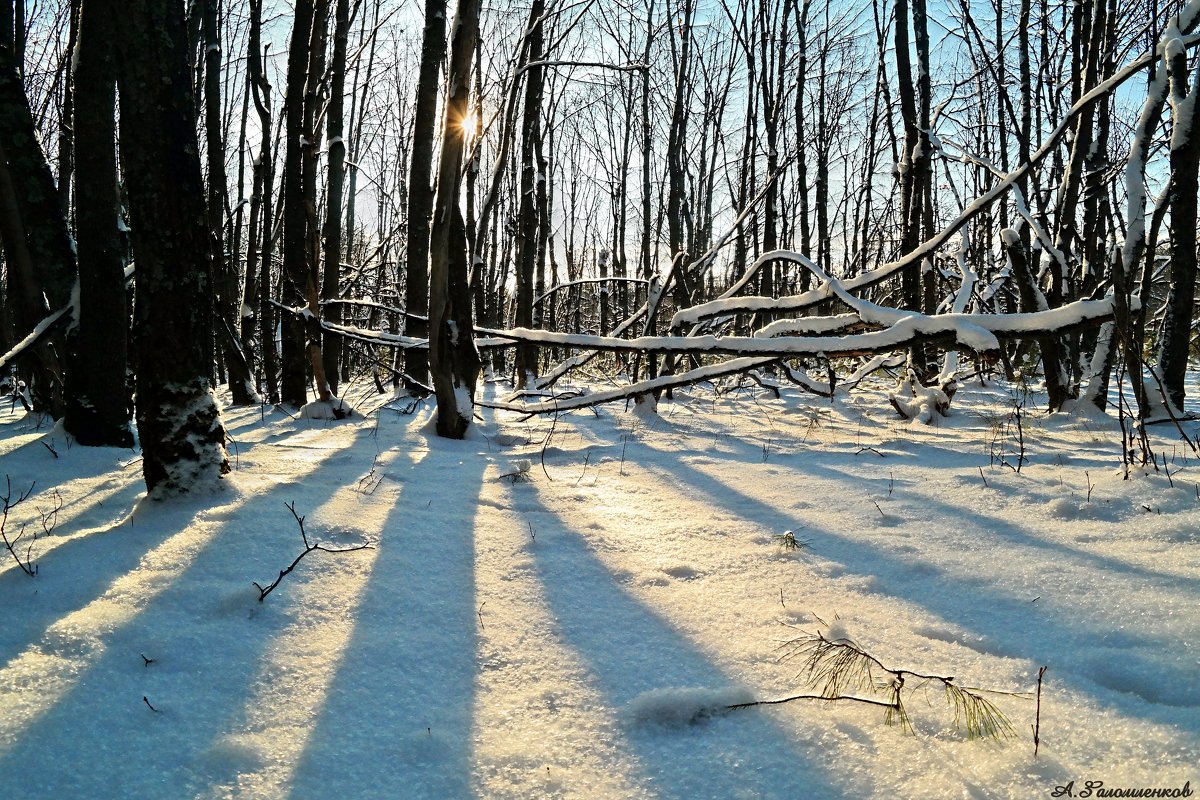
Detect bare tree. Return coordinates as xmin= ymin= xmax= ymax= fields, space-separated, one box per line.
xmin=117 ymin=0 xmax=230 ymax=494
xmin=427 ymin=0 xmax=483 ymax=438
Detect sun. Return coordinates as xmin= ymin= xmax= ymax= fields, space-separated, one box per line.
xmin=461 ymin=109 xmax=479 ymax=138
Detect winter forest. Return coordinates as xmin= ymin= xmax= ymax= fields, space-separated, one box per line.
xmin=1 ymin=0 xmax=1199 ymax=795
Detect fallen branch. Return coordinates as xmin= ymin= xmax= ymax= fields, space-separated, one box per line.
xmin=478 ymin=356 xmax=779 ymax=415
xmin=487 ymin=297 xmax=1121 ymax=360
xmin=736 ymin=631 xmax=1022 ymax=739
xmin=0 ymin=265 xmax=134 ymax=372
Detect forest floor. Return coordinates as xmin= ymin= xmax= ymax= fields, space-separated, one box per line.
xmin=0 ymin=374 xmax=1198 ymax=799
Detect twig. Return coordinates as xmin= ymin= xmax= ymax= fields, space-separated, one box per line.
xmin=1033 ymin=666 xmax=1047 ymax=756
xmin=575 ymin=450 xmax=591 ymax=486
xmin=1 ymin=476 xmax=38 ymax=577
xmin=143 ymin=696 xmax=161 ymax=713
xmin=727 ymin=693 xmax=900 ymax=712
xmin=540 ymin=402 xmax=559 ymax=481
xmin=254 ymin=502 xmax=373 ymax=602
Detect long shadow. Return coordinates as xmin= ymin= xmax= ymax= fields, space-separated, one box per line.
xmin=639 ymin=451 xmax=1200 ymax=725
xmin=0 ymin=422 xmax=378 ymax=800
xmin=285 ymin=429 xmax=487 ymax=799
xmin=638 ymin=409 xmax=1200 ymax=592
xmin=518 ymin=485 xmax=847 ymax=799
xmin=788 ymin=454 xmax=1200 ymax=591
xmin=0 ymin=478 xmax=147 ymax=654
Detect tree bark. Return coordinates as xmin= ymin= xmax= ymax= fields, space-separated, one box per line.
xmin=279 ymin=0 xmax=316 ymax=406
xmin=404 ymin=0 xmax=447 ymax=387
xmin=428 ymin=0 xmax=482 ymax=438
xmin=117 ymin=0 xmax=229 ymax=494
xmin=514 ymin=0 xmax=546 ymax=387
xmin=0 ymin=0 xmax=76 ymax=417
xmin=321 ymin=0 xmax=351 ymax=395
xmin=1158 ymin=45 xmax=1200 ymax=411
xmin=64 ymin=0 xmax=132 ymax=446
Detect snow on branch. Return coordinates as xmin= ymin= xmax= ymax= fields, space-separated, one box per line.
xmin=0 ymin=265 xmax=134 ymax=372
xmin=489 ymin=296 xmax=1122 ymax=360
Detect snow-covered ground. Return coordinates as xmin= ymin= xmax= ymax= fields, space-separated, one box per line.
xmin=0 ymin=377 xmax=1197 ymax=799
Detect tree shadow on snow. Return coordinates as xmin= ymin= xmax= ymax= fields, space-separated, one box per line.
xmin=0 ymin=422 xmax=380 ymax=800
xmin=639 ymin=452 xmax=1200 ymax=725
xmin=283 ymin=432 xmax=487 ymax=800
xmin=515 ymin=485 xmax=846 ymax=800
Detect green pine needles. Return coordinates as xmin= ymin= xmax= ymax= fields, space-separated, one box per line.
xmin=728 ymin=629 xmax=1024 ymax=740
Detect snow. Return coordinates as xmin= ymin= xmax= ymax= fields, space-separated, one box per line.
xmin=298 ymin=397 xmax=356 ymax=420
xmin=1 ymin=378 xmax=1199 ymax=798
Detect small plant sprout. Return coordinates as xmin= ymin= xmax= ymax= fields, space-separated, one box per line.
xmin=773 ymin=530 xmax=810 ymax=552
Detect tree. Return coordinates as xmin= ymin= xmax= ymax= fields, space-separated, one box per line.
xmin=204 ymin=0 xmax=254 ymax=406
xmin=428 ymin=0 xmax=483 ymax=438
xmin=322 ymin=0 xmax=352 ymax=396
xmin=514 ymin=0 xmax=547 ymax=387
xmin=0 ymin=0 xmax=76 ymax=417
xmin=1157 ymin=39 xmax=1200 ymax=412
xmin=279 ymin=0 xmax=317 ymax=407
xmin=403 ymin=0 xmax=448 ymax=387
xmin=117 ymin=0 xmax=229 ymax=494
xmin=64 ymin=0 xmax=132 ymax=446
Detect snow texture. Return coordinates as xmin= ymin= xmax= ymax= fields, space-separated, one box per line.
xmin=1 ymin=376 xmax=1199 ymax=798
xmin=298 ymin=397 xmax=356 ymax=420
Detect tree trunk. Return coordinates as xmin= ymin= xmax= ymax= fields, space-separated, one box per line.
xmin=117 ymin=0 xmax=229 ymax=494
xmin=64 ymin=0 xmax=132 ymax=446
xmin=1157 ymin=46 xmax=1200 ymax=411
xmin=404 ymin=0 xmax=447 ymax=387
xmin=279 ymin=0 xmax=316 ymax=406
xmin=205 ymin=0 xmax=253 ymax=405
xmin=248 ymin=0 xmax=278 ymax=403
xmin=428 ymin=0 xmax=482 ymax=438
xmin=322 ymin=0 xmax=351 ymax=395
xmin=0 ymin=0 xmax=76 ymax=417
xmin=514 ymin=0 xmax=546 ymax=387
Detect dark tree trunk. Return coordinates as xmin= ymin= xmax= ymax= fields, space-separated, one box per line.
xmin=514 ymin=0 xmax=546 ymax=387
xmin=279 ymin=0 xmax=316 ymax=406
xmin=404 ymin=0 xmax=447 ymax=386
xmin=301 ymin=0 xmax=332 ymax=402
xmin=321 ymin=0 xmax=351 ymax=395
xmin=205 ymin=0 xmax=252 ymax=405
xmin=64 ymin=0 xmax=132 ymax=446
xmin=117 ymin=0 xmax=229 ymax=494
xmin=1158 ymin=47 xmax=1200 ymax=411
xmin=428 ymin=0 xmax=482 ymax=438
xmin=248 ymin=0 xmax=278 ymax=403
xmin=0 ymin=0 xmax=76 ymax=417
